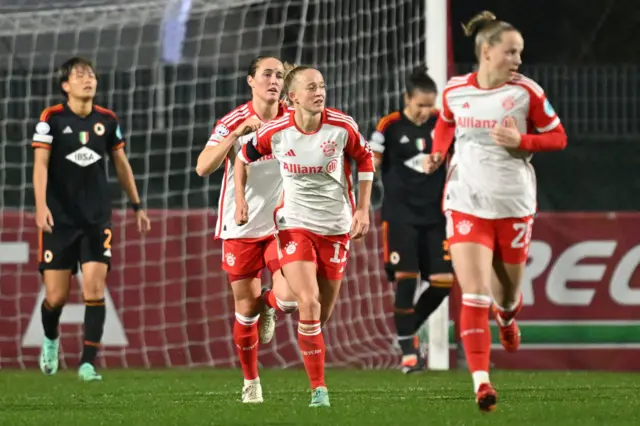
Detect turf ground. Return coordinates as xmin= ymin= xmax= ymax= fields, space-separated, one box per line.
xmin=1 ymin=369 xmax=638 ymax=425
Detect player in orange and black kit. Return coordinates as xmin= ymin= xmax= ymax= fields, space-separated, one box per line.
xmin=32 ymin=57 xmax=151 ymax=381
xmin=370 ymin=67 xmax=454 ymax=373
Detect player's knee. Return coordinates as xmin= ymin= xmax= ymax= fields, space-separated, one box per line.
xmin=234 ymin=295 xmax=261 ymax=317
xmin=82 ymin=279 xmax=106 ymax=301
xmin=297 ymin=295 xmax=321 ymax=317
xmin=45 ymin=293 xmax=68 ymax=308
xmin=394 ymin=274 xmax=418 ymax=310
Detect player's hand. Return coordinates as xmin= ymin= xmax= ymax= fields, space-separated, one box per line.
xmin=422 ymin=152 xmax=443 ymax=174
xmin=135 ymin=210 xmax=151 ymax=234
xmin=350 ymin=208 xmax=370 ymax=240
xmin=234 ymin=198 xmax=249 ymax=226
xmin=35 ymin=205 xmax=54 ymax=233
xmin=491 ymin=117 xmax=521 ymax=148
xmin=233 ymin=116 xmax=262 ymax=137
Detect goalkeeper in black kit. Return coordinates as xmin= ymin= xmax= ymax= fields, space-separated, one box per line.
xmin=32 ymin=57 xmax=151 ymax=381
xmin=370 ymin=67 xmax=453 ymax=373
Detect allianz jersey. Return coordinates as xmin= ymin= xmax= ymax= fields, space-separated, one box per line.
xmin=441 ymin=72 xmax=561 ymax=219
xmin=207 ymin=101 xmax=286 ymax=239
xmin=239 ymin=108 xmax=375 ymax=236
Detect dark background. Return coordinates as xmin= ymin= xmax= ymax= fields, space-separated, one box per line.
xmin=1 ymin=0 xmax=638 ymax=212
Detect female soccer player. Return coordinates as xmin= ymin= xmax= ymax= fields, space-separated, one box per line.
xmin=32 ymin=57 xmax=151 ymax=382
xmin=425 ymin=11 xmax=567 ymax=411
xmin=236 ymin=65 xmax=374 ymax=408
xmin=195 ymin=56 xmax=297 ymax=404
xmin=370 ymin=67 xmax=454 ymax=374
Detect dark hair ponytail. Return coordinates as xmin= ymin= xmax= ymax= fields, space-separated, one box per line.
xmin=406 ymin=66 xmax=437 ymax=97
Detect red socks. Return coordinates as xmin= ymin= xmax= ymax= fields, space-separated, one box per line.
xmin=459 ymin=294 xmax=492 ymax=375
xmin=263 ymin=289 xmax=298 ymax=313
xmin=233 ymin=313 xmax=259 ymax=381
xmin=298 ymin=320 xmax=326 ymax=389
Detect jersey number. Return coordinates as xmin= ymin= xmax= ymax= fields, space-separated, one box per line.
xmin=103 ymin=228 xmax=112 ymax=250
xmin=511 ymin=219 xmax=533 ymax=249
xmin=329 ymin=241 xmax=350 ymax=264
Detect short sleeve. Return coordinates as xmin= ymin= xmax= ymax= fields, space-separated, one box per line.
xmin=111 ymin=120 xmax=126 ymax=151
xmin=207 ymin=121 xmax=231 ymax=146
xmin=528 ymin=93 xmax=561 ymax=133
xmin=32 ymin=112 xmax=54 ymax=150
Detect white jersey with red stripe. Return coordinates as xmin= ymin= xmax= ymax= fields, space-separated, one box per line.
xmin=441 ymin=72 xmax=562 ymax=219
xmin=239 ymin=108 xmax=375 ymax=236
xmin=207 ymin=101 xmax=286 ymax=239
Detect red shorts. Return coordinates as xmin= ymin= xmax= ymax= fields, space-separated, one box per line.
xmin=222 ymin=235 xmax=280 ymax=281
xmin=445 ymin=210 xmax=534 ymax=264
xmin=276 ymin=229 xmax=350 ymax=281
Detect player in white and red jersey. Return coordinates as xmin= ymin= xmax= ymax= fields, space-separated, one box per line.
xmin=195 ymin=56 xmax=297 ymax=404
xmin=424 ymin=11 xmax=567 ymax=412
xmin=236 ymin=65 xmax=374 ymax=408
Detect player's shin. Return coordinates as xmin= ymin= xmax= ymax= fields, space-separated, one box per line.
xmin=459 ymin=294 xmax=492 ymax=392
xmin=412 ymin=277 xmax=453 ymax=331
xmin=393 ymin=276 xmax=419 ymax=359
xmin=80 ymin=298 xmax=106 ymax=366
xmin=298 ymin=319 xmax=326 ymax=390
xmin=233 ymin=313 xmax=260 ymax=381
xmin=41 ymin=299 xmax=63 ymax=340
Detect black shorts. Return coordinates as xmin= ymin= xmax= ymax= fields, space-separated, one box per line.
xmin=382 ymin=220 xmax=452 ymax=282
xmin=39 ymin=223 xmax=113 ymax=274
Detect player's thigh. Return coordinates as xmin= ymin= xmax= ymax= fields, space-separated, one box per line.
xmin=419 ymin=222 xmax=454 ymax=286
xmin=494 ymin=216 xmax=534 ymax=265
xmin=315 ymin=232 xmax=350 ymax=282
xmin=230 ymin=277 xmax=262 ymax=315
xmin=39 ymin=227 xmax=81 ymax=275
xmin=382 ymin=220 xmax=419 ymax=282
xmin=277 ymin=229 xmax=319 ymax=303
xmin=79 ymin=223 xmax=113 ymax=270
xmin=317 ymin=276 xmax=342 ymax=325
xmin=222 ymin=238 xmax=265 ymax=279
xmin=446 ymin=210 xmax=495 ymax=295
xmin=492 ymin=216 xmax=533 ymax=301
xmin=42 ymin=270 xmax=73 ymax=306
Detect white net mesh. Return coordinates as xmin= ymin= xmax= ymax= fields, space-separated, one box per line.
xmin=0 ymin=0 xmax=433 ymax=369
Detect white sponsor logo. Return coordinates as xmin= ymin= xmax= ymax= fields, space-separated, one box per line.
xmin=66 ymin=147 xmax=102 ymax=167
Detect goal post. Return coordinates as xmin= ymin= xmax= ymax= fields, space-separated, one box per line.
xmin=425 ymin=0 xmax=451 ymax=371
xmin=0 ymin=0 xmax=455 ymax=370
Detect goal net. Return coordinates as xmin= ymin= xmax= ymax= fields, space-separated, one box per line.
xmin=0 ymin=0 xmax=451 ymax=369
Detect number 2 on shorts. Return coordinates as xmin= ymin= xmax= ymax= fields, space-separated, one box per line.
xmin=103 ymin=228 xmax=112 ymax=250
xmin=511 ymin=219 xmax=533 ymax=248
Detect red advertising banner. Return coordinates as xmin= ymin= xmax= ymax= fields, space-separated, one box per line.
xmin=1 ymin=211 xmax=638 ymax=371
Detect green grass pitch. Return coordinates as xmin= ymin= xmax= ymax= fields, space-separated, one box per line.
xmin=1 ymin=369 xmax=639 ymax=425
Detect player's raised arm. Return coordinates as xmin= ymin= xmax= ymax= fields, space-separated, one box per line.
xmin=32 ymin=112 xmax=55 ymax=233
xmin=233 ymin=121 xmax=276 ymax=225
xmin=196 ymin=116 xmax=261 ymax=176
xmin=424 ymin=87 xmax=456 ymax=174
xmin=344 ymin=128 xmax=375 ymax=239
xmin=109 ymin=120 xmax=150 ymax=233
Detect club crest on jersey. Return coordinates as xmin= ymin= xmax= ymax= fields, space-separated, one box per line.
xmin=93 ymin=122 xmax=105 ymax=136
xmin=544 ymin=99 xmax=556 ymax=117
xmin=321 ymin=140 xmax=337 ymax=157
xmin=225 ymin=252 xmax=236 ymax=267
xmin=415 ymin=138 xmax=426 ymax=151
xmin=502 ymin=96 xmax=515 ymax=111
xmin=79 ymin=131 xmax=89 ymax=145
xmin=326 ymin=159 xmax=338 ymax=173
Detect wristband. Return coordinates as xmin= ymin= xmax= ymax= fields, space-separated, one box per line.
xmin=130 ymin=202 xmax=141 ymax=213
